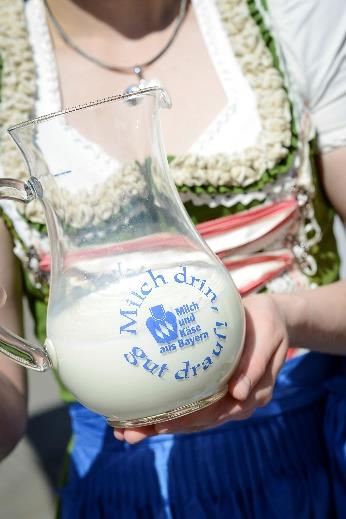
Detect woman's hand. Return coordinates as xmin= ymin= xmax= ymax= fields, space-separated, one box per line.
xmin=114 ymin=293 xmax=289 ymax=444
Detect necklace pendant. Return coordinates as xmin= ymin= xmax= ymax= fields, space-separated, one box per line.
xmin=124 ymin=66 xmax=145 ymax=104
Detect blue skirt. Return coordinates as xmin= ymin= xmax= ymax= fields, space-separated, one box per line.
xmin=59 ymin=353 xmax=346 ymax=518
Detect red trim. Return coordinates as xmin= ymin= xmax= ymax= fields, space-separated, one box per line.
xmin=214 ymin=209 xmax=299 ymax=258
xmin=236 ymin=264 xmax=291 ymax=296
xmin=223 ymin=251 xmax=294 ymax=296
xmin=39 ymin=198 xmax=299 ymax=273
xmin=196 ymin=198 xmax=298 ymax=238
xmin=286 ymin=348 xmax=298 ymax=360
xmin=222 ymin=252 xmax=293 ymax=270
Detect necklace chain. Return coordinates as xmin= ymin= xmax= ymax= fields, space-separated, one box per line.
xmin=44 ymin=0 xmax=187 ymax=80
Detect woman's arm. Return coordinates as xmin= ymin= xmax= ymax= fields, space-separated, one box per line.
xmin=272 ymin=147 xmax=346 ymax=356
xmin=272 ymin=280 xmax=346 ymax=356
xmin=0 ymin=219 xmax=27 ymax=461
xmin=320 ymin=147 xmax=346 ymax=226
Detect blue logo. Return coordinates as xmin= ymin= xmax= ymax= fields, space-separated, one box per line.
xmin=146 ymin=305 xmax=178 ymax=344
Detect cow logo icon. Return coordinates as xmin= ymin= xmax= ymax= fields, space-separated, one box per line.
xmin=146 ymin=305 xmax=178 ymax=344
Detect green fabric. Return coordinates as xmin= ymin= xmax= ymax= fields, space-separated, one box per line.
xmin=308 ymin=144 xmax=340 ymax=285
xmin=246 ymin=0 xmax=285 ymax=78
xmin=185 ymin=198 xmax=262 ymax=225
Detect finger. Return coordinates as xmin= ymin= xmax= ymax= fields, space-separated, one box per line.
xmin=252 ymin=336 xmax=288 ymax=407
xmin=229 ymin=307 xmax=287 ymax=401
xmin=114 ymin=429 xmax=125 ymax=441
xmin=158 ymin=400 xmax=256 ymax=435
xmin=123 ymin=425 xmax=157 ymax=444
xmin=229 ymin=373 xmax=252 ymax=402
xmin=172 ymin=406 xmax=255 ymax=434
xmin=225 ymin=339 xmax=288 ymax=420
xmin=228 ymin=305 xmax=259 ymax=401
xmin=228 ymin=306 xmax=266 ymax=401
xmin=0 ymin=287 xmax=7 ymax=309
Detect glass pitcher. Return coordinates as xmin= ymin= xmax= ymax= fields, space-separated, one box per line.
xmin=0 ymin=87 xmax=245 ymax=427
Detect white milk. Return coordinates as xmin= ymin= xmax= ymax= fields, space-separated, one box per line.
xmin=46 ymin=251 xmax=245 ymax=421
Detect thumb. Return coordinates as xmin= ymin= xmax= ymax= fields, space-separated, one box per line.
xmin=227 ymin=302 xmax=273 ymax=401
xmin=229 ymin=372 xmax=253 ymax=401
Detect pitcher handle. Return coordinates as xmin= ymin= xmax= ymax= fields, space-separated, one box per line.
xmin=0 ymin=177 xmax=51 ymax=371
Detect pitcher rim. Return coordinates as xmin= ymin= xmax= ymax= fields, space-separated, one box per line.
xmin=8 ymin=86 xmax=165 ymax=132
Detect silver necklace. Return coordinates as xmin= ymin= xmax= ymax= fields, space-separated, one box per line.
xmin=44 ymin=0 xmax=187 ymax=92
